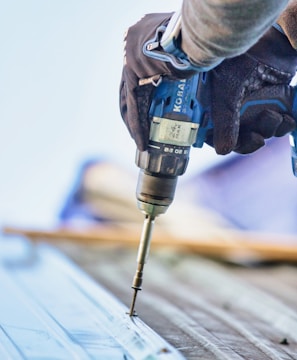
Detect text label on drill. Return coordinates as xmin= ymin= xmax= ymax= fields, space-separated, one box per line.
xmin=173 ymin=79 xmax=186 ymax=113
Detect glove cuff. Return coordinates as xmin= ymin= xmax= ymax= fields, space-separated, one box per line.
xmin=143 ymin=11 xmax=208 ymax=72
xmin=248 ymin=26 xmax=297 ymax=75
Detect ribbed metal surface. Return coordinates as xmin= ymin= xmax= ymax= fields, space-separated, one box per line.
xmin=0 ymin=237 xmax=185 ymax=360
xmin=62 ymin=243 xmax=297 ymax=360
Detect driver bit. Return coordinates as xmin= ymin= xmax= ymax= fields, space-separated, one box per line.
xmin=129 ymin=214 xmax=155 ymax=316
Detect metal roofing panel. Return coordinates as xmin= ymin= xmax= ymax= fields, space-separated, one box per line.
xmin=0 ymin=237 xmax=185 ymax=360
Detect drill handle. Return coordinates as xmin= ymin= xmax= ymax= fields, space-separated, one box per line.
xmin=193 ymin=72 xmax=213 ymax=148
xmin=290 ymin=87 xmax=297 ymax=176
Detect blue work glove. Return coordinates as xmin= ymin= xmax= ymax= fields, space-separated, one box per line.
xmin=206 ymin=25 xmax=297 ymax=155
xmin=119 ymin=13 xmax=196 ymax=151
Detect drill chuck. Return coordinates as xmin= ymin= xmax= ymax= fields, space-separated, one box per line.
xmin=136 ymin=169 xmax=177 ymax=217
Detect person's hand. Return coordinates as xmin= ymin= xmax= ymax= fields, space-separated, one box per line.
xmin=119 ymin=13 xmax=195 ymax=151
xmin=234 ymin=85 xmax=296 ymax=154
xmin=206 ymin=24 xmax=297 ymax=155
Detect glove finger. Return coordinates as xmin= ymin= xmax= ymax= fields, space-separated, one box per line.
xmin=120 ymin=80 xmax=141 ymax=149
xmin=235 ymin=109 xmax=279 ymax=153
xmin=119 ymin=79 xmax=150 ymax=151
xmin=240 ymin=108 xmax=296 ymax=139
xmin=134 ymin=83 xmax=155 ymax=149
xmin=253 ymin=109 xmax=283 ymax=138
xmin=249 ymin=109 xmax=295 ymax=138
xmin=235 ymin=131 xmax=265 ymax=154
xmin=119 ymin=79 xmax=129 ymax=127
xmin=212 ymin=105 xmax=240 ymax=155
xmin=256 ymin=110 xmax=295 ymax=138
xmin=275 ymin=113 xmax=296 ymax=137
xmin=209 ymin=65 xmax=242 ymax=155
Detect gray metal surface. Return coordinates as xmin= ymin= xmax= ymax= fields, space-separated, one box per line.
xmin=61 ymin=242 xmax=297 ymax=360
xmin=0 ymin=236 xmax=185 ymax=359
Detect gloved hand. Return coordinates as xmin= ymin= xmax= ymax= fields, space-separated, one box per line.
xmin=120 ymin=9 xmax=297 ymax=155
xmin=120 ymin=13 xmax=195 ymax=151
xmin=206 ymin=24 xmax=297 ymax=155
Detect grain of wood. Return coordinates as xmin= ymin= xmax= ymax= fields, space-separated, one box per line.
xmin=59 ymin=243 xmax=297 ymax=360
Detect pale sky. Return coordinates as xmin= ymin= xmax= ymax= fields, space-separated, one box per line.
xmin=0 ymin=1 xmax=223 ymax=227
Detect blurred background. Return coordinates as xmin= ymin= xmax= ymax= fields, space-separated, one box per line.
xmin=2 ymin=1 xmax=296 ymax=236
xmin=1 ymin=0 xmax=223 ymax=228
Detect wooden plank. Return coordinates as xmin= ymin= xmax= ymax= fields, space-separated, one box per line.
xmin=4 ymin=224 xmax=297 ymax=262
xmin=0 ymin=236 xmax=185 ymax=359
xmin=59 ymin=242 xmax=297 ymax=360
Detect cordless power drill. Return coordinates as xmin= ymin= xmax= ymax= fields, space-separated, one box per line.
xmin=128 ymin=73 xmax=212 ymax=315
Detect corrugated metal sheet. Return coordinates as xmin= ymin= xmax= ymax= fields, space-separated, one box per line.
xmin=0 ymin=236 xmax=185 ymax=359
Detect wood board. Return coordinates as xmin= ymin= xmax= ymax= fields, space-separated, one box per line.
xmin=57 ymin=241 xmax=297 ymax=360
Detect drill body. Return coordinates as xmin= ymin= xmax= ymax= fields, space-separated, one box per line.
xmin=135 ymin=73 xmax=212 ymax=218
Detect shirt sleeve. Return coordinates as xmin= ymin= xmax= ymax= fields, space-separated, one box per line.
xmin=181 ymin=0 xmax=290 ymax=69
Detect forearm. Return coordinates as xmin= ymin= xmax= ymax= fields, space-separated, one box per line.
xmin=181 ymin=0 xmax=289 ymax=69
xmin=277 ymin=0 xmax=297 ymax=49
